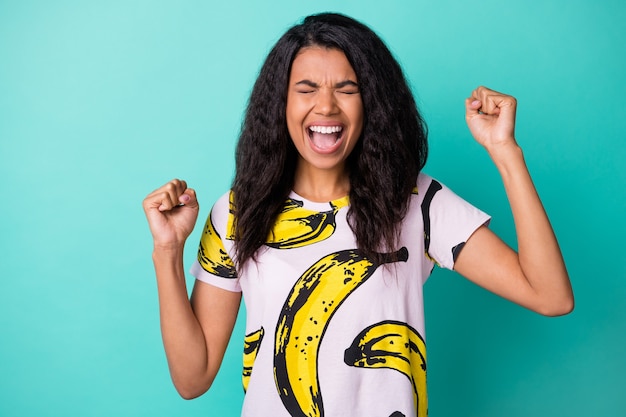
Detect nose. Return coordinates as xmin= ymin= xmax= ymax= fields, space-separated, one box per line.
xmin=314 ymin=89 xmax=338 ymax=116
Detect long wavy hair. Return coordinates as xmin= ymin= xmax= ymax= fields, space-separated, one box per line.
xmin=231 ymin=12 xmax=428 ymax=266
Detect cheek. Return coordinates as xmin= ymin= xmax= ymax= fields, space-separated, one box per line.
xmin=286 ymin=117 xmax=305 ymax=151
xmin=349 ymin=95 xmax=364 ymax=121
xmin=286 ymin=115 xmax=301 ymax=142
xmin=286 ymin=99 xmax=305 ymax=129
xmin=285 ymin=107 xmax=298 ymax=136
xmin=352 ymin=104 xmax=364 ymax=136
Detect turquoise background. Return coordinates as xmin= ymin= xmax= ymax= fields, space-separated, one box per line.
xmin=1 ymin=0 xmax=624 ymax=416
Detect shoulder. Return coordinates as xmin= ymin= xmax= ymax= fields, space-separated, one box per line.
xmin=415 ymin=172 xmax=442 ymax=194
xmin=417 ymin=171 xmax=434 ymax=186
xmin=411 ymin=172 xmax=443 ymax=205
xmin=200 ymin=190 xmax=234 ymax=240
xmin=415 ymin=172 xmax=468 ymax=208
xmin=212 ymin=190 xmax=232 ymax=211
xmin=209 ymin=190 xmax=233 ymax=219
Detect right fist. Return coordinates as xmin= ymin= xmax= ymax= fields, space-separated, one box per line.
xmin=142 ymin=179 xmax=200 ymax=250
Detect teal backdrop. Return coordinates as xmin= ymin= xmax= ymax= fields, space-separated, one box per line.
xmin=1 ymin=0 xmax=624 ymax=416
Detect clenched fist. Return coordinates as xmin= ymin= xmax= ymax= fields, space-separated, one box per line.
xmin=143 ymin=179 xmax=199 ymax=250
xmin=465 ymin=86 xmax=518 ymax=152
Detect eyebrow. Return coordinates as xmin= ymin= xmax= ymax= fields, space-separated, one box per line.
xmin=294 ymin=79 xmax=359 ymax=89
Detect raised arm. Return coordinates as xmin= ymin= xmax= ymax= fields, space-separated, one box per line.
xmin=143 ymin=179 xmax=241 ymax=398
xmin=453 ymin=87 xmax=574 ymax=316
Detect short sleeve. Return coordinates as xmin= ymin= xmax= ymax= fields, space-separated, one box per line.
xmin=419 ymin=175 xmax=491 ymax=270
xmin=189 ymin=191 xmax=241 ymax=292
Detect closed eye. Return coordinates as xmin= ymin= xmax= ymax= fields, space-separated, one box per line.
xmin=295 ymin=80 xmax=318 ymax=91
xmin=335 ymin=80 xmax=359 ymax=92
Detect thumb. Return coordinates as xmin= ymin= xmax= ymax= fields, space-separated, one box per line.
xmin=179 ymin=188 xmax=199 ymax=209
xmin=465 ymin=98 xmax=481 ymax=121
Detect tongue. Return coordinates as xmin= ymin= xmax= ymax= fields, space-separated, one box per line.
xmin=311 ymin=131 xmax=339 ymax=149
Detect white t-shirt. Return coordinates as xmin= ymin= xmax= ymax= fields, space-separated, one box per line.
xmin=190 ymin=173 xmax=490 ymax=417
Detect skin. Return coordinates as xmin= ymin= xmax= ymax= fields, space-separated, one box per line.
xmin=453 ymin=87 xmax=573 ymax=315
xmin=143 ymin=76 xmax=574 ymax=397
xmin=143 ymin=181 xmax=240 ymax=399
xmin=286 ymin=47 xmax=364 ymax=202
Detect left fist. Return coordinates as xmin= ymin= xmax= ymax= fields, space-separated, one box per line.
xmin=465 ymin=86 xmax=517 ymax=150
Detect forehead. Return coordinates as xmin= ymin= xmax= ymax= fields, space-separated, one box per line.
xmin=289 ymin=46 xmax=357 ymax=81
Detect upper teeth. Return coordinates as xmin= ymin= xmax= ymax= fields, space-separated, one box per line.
xmin=309 ymin=125 xmax=342 ymax=134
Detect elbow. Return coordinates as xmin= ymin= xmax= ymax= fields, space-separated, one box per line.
xmin=177 ymin=388 xmax=204 ymax=401
xmin=167 ymin=357 xmax=219 ymax=400
xmin=537 ymin=295 xmax=575 ymax=317
xmin=172 ymin=377 xmax=213 ymax=400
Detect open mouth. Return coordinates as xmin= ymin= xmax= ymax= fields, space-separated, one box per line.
xmin=307 ymin=125 xmax=344 ymax=151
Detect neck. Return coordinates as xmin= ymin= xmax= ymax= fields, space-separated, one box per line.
xmin=292 ymin=163 xmax=350 ymax=202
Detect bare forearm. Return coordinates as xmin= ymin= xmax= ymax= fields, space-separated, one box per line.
xmin=461 ymin=87 xmax=573 ymax=315
xmin=489 ymin=143 xmax=573 ymax=314
xmin=143 ymin=180 xmax=239 ymax=397
xmin=153 ymin=248 xmax=213 ymax=398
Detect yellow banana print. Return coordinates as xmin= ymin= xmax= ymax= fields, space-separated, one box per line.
xmin=225 ymin=193 xmax=348 ymax=249
xmin=197 ymin=210 xmax=237 ymax=278
xmin=274 ymin=247 xmax=409 ymax=417
xmin=344 ymin=320 xmax=427 ymax=417
xmin=242 ymin=327 xmax=265 ymax=392
xmin=225 ymin=192 xmax=236 ymax=240
xmin=267 ymin=197 xmax=348 ymax=249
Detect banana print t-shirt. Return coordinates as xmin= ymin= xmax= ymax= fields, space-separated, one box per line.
xmin=190 ymin=173 xmax=490 ymax=417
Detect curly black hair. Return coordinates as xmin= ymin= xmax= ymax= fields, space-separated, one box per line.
xmin=231 ymin=12 xmax=428 ymax=266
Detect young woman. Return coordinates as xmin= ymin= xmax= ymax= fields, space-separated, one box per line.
xmin=143 ymin=13 xmax=573 ymax=417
